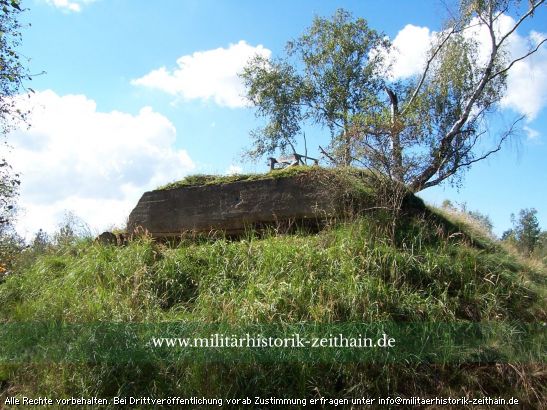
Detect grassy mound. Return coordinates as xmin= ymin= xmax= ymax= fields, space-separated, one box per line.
xmin=156 ymin=166 xmax=328 ymax=190
xmin=0 ymin=207 xmax=545 ymax=406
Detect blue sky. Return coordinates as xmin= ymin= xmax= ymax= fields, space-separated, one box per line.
xmin=4 ymin=0 xmax=547 ymax=238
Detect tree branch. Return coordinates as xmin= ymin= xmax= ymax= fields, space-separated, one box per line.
xmin=401 ymin=27 xmax=456 ymax=116
xmin=318 ymin=145 xmax=336 ymax=163
xmin=496 ymin=0 xmax=545 ymax=48
xmin=415 ymin=1 xmax=544 ymax=191
xmin=419 ymin=116 xmax=523 ymax=190
xmin=410 ymin=13 xmax=502 ymax=191
xmin=491 ymin=38 xmax=547 ymax=80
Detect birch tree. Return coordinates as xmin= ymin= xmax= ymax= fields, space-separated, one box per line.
xmin=241 ymin=1 xmax=545 ymax=192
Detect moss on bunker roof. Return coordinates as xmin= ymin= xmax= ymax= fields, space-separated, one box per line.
xmin=156 ymin=166 xmax=368 ymax=190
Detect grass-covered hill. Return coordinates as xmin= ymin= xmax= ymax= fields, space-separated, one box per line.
xmin=0 ymin=169 xmax=545 ymax=408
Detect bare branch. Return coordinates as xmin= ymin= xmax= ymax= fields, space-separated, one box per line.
xmin=491 ymin=38 xmax=547 ymax=80
xmin=491 ymin=4 xmax=511 ymax=24
xmin=358 ymin=136 xmax=395 ymax=178
xmin=318 ymin=145 xmax=336 ymax=163
xmin=410 ymin=19 xmax=502 ymax=191
xmin=303 ymin=132 xmax=308 ymax=164
xmin=285 ymin=138 xmax=297 ymax=155
xmin=419 ymin=116 xmax=523 ymax=190
xmin=496 ymin=0 xmax=545 ymax=48
xmin=401 ymin=27 xmax=456 ymax=115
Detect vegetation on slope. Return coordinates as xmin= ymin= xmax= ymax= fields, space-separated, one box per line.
xmin=156 ymin=165 xmax=322 ymax=190
xmin=0 ymin=205 xmax=545 ymax=407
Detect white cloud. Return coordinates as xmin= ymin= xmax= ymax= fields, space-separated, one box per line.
xmin=499 ymin=30 xmax=547 ymax=120
xmin=43 ymin=0 xmax=97 ymax=13
xmin=225 ymin=165 xmax=242 ymax=175
xmin=387 ymin=24 xmax=434 ymax=79
xmin=132 ymin=40 xmax=272 ymax=108
xmin=5 ymin=90 xmax=195 ymax=238
xmin=387 ymin=16 xmax=547 ymax=120
xmin=457 ymin=15 xmax=546 ymax=119
xmin=523 ymin=125 xmax=540 ymax=140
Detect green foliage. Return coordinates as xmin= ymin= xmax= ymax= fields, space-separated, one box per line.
xmin=53 ymin=211 xmax=92 ymax=246
xmin=158 ymin=168 xmax=302 ymax=190
xmin=467 ymin=210 xmax=494 ymax=233
xmin=31 ymin=229 xmax=49 ymax=251
xmin=240 ymin=9 xmax=389 ymax=164
xmin=0 ymin=0 xmax=30 ymax=135
xmin=0 ymin=211 xmax=544 ymax=404
xmin=158 ymin=166 xmax=371 ymax=192
xmin=241 ymin=2 xmax=545 ymax=192
xmin=1 ymin=0 xmax=29 ymax=229
xmin=503 ymin=208 xmax=544 ymax=259
xmin=0 ymin=159 xmax=19 ymax=227
xmin=511 ymin=208 xmax=541 ymax=255
xmin=0 ymin=226 xmax=23 ymax=279
xmin=532 ymin=231 xmax=547 ymax=264
xmin=441 ymin=200 xmax=494 ymax=235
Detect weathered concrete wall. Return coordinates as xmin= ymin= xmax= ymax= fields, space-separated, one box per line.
xmin=127 ymin=176 xmax=342 ymax=237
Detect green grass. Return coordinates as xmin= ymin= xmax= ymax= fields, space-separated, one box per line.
xmin=2 ymin=217 xmax=540 ymax=324
xmin=156 ymin=166 xmax=308 ymax=190
xmin=0 ymin=211 xmax=545 ymax=407
xmin=156 ymin=165 xmax=371 ymax=191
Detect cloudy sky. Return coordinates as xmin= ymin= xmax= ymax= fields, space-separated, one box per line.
xmin=3 ymin=0 xmax=547 ymax=238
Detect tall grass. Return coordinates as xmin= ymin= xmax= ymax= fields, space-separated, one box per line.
xmin=0 ymin=212 xmax=545 ymax=407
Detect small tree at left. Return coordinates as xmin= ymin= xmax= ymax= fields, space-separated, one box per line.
xmin=0 ymin=0 xmax=30 ymax=271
